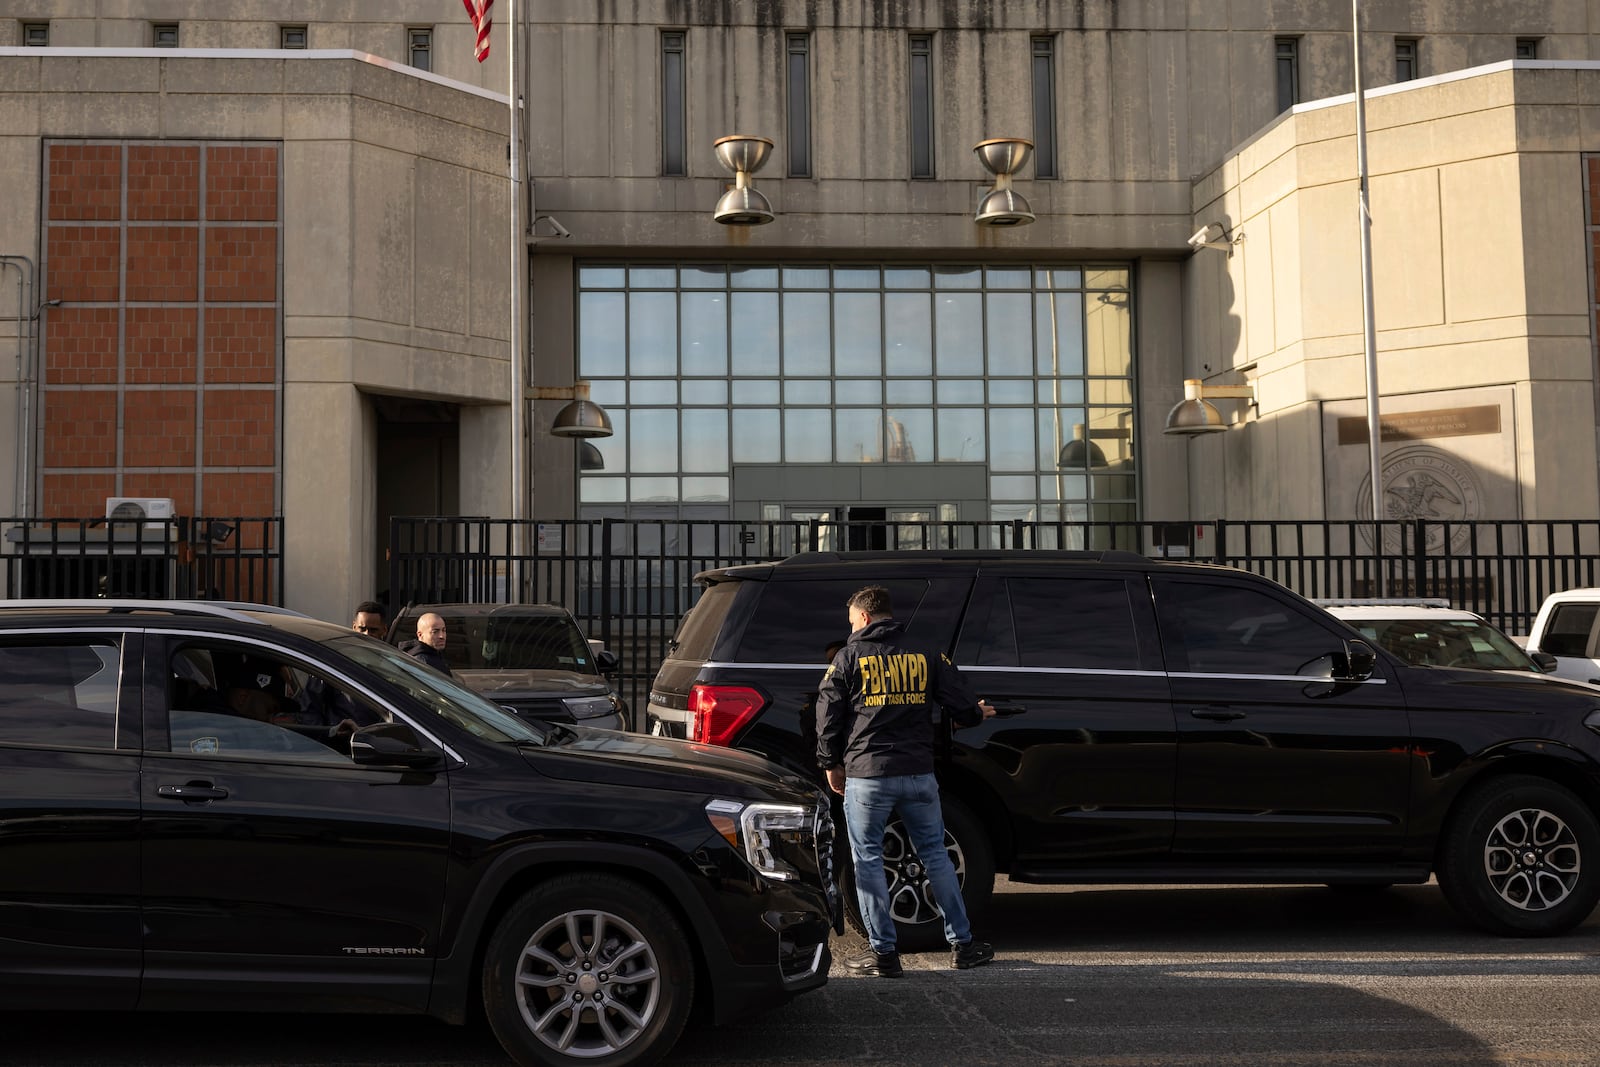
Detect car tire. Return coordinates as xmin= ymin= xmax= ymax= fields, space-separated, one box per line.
xmin=1436 ymin=774 xmax=1600 ymax=937
xmin=840 ymin=795 xmax=994 ymax=953
xmin=482 ymin=874 xmax=693 ymax=1067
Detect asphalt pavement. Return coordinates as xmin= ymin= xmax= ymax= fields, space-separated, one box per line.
xmin=9 ymin=879 xmax=1600 ymax=1066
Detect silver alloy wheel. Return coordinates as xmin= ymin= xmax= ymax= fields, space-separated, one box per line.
xmin=512 ymin=908 xmax=661 ymax=1059
xmin=882 ymin=820 xmax=965 ymax=925
xmin=1483 ymin=806 xmax=1582 ymax=911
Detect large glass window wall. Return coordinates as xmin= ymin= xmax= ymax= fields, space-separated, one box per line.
xmin=575 ymin=262 xmax=1136 ymax=525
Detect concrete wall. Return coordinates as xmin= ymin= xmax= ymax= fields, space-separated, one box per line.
xmin=519 ymin=1 xmax=1598 ymax=244
xmin=1188 ymin=64 xmax=1600 ymax=521
xmin=0 ymin=51 xmax=511 ymax=619
xmin=0 ymin=5 xmax=515 ymax=91
xmin=515 ymin=5 xmax=1600 ymax=521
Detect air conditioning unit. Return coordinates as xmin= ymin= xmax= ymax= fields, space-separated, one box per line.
xmin=105 ymin=497 xmax=176 ymax=523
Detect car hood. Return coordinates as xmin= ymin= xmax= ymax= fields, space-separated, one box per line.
xmin=524 ymin=726 xmax=818 ymax=801
xmin=1403 ymin=664 xmax=1600 ymax=711
xmin=454 ymin=668 xmax=608 ymax=698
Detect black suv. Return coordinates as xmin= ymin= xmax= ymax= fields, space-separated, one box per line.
xmin=649 ymin=550 xmax=1600 ymax=947
xmin=389 ymin=602 xmax=628 ymax=730
xmin=0 ymin=599 xmax=832 ymax=1067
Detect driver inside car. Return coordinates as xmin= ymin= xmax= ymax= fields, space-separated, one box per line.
xmin=204 ymin=652 xmax=301 ymax=724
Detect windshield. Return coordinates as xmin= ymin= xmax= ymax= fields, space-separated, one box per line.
xmin=433 ymin=614 xmax=598 ymax=674
xmin=327 ymin=634 xmax=550 ymax=744
xmin=1346 ymin=617 xmax=1540 ymax=672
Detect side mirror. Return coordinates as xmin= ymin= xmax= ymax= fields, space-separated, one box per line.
xmin=1531 ymin=650 xmax=1559 ymax=673
xmin=1337 ymin=639 xmax=1377 ymax=682
xmin=596 ymin=649 xmax=620 ymax=675
xmin=350 ymin=721 xmax=443 ymax=768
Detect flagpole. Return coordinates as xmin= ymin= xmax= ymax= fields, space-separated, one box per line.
xmin=507 ymin=0 xmax=526 ymax=579
xmin=1353 ymin=0 xmax=1384 ymax=565
xmin=1353 ymin=1 xmax=1381 ymax=519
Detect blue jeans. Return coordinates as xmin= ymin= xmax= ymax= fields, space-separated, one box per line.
xmin=843 ymin=772 xmax=971 ymax=954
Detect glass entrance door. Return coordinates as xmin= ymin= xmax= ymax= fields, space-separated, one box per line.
xmin=762 ymin=503 xmax=959 ymax=552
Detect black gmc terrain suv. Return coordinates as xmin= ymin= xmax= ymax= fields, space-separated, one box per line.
xmin=649 ymin=550 xmax=1600 ymax=948
xmin=0 ymin=600 xmax=832 ymax=1067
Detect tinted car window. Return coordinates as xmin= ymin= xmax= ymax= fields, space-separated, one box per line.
xmin=166 ymin=641 xmax=367 ymax=764
xmin=0 ymin=638 xmax=120 ymax=749
xmin=958 ymin=577 xmax=1140 ymax=669
xmin=1015 ymin=578 xmax=1141 ymax=669
xmin=671 ymin=581 xmax=740 ymax=661
xmin=1158 ymin=581 xmax=1342 ymax=676
xmin=330 ymin=635 xmax=548 ymax=744
xmin=735 ymin=579 xmax=929 ymax=662
xmin=1543 ymin=603 xmax=1598 ymax=658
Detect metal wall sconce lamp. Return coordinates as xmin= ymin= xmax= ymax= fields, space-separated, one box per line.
xmin=1058 ymin=437 xmax=1107 ymax=469
xmin=713 ymin=135 xmax=776 ymax=225
xmin=532 ymin=382 xmax=615 ymax=438
xmin=973 ymin=137 xmax=1035 ymax=226
xmin=1163 ymin=378 xmax=1256 ymax=435
xmin=1057 ymin=423 xmax=1132 ymax=468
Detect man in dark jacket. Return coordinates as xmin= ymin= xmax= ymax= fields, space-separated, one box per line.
xmin=816 ymin=585 xmax=995 ymax=978
xmin=399 ymin=612 xmax=454 ymax=676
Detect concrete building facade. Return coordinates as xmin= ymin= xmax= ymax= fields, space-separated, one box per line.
xmin=3 ymin=3 xmax=1600 ymax=619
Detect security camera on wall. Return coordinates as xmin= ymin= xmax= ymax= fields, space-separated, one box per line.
xmin=1187 ymin=222 xmax=1233 ymax=253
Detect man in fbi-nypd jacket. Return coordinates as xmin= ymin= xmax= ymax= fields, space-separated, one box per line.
xmin=815 ymin=584 xmax=995 ymax=978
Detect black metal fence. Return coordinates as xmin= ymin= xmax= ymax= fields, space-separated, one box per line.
xmin=1 ymin=516 xmax=284 ymax=604
xmin=388 ymin=516 xmax=1600 ymax=727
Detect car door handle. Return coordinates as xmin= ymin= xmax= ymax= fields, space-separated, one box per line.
xmin=1189 ymin=708 xmax=1246 ymax=722
xmin=157 ymin=782 xmax=230 ymax=802
xmin=987 ymin=703 xmax=1027 ymax=717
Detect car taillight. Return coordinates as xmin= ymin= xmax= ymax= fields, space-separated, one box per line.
xmin=689 ymin=684 xmax=766 ymax=746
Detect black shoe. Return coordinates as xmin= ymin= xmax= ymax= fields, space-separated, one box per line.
xmin=843 ymin=947 xmax=903 ymax=978
xmin=951 ymin=940 xmax=994 ymax=970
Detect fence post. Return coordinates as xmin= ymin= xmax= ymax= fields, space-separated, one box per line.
xmin=387 ymin=516 xmax=399 ymax=610
xmin=600 ymin=517 xmax=615 ymax=647
xmin=808 ymin=517 xmax=820 ymax=552
xmin=1412 ymin=518 xmax=1427 ymax=600
xmin=1211 ymin=520 xmax=1226 ymax=564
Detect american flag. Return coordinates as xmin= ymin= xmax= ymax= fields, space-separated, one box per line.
xmin=463 ymin=0 xmax=492 ymax=62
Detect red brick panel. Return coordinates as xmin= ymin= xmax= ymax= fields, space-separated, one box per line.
xmin=41 ymin=472 xmax=118 ymax=519
xmin=207 ymin=146 xmax=280 ymax=222
xmin=45 ymin=307 xmax=119 ymax=384
xmin=1593 ymin=232 xmax=1600 ymax=304
xmin=47 ymin=144 xmax=122 ymax=221
xmin=120 ymin=472 xmax=195 ymax=516
xmin=204 ymin=306 xmax=277 ymax=382
xmin=125 ymin=226 xmax=199 ymax=302
xmin=127 ymin=145 xmax=201 ymax=221
xmin=46 ymin=227 xmax=121 ymax=302
xmin=203 ymin=390 xmax=276 ymax=467
xmin=122 ymin=390 xmax=196 ymax=467
xmin=125 ymin=307 xmax=198 ymax=384
xmin=1590 ymin=157 xmax=1600 ymax=226
xmin=201 ymin=472 xmax=277 ymax=525
xmin=42 ymin=391 xmax=118 ymax=467
xmin=204 ymin=227 xmax=278 ymax=302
